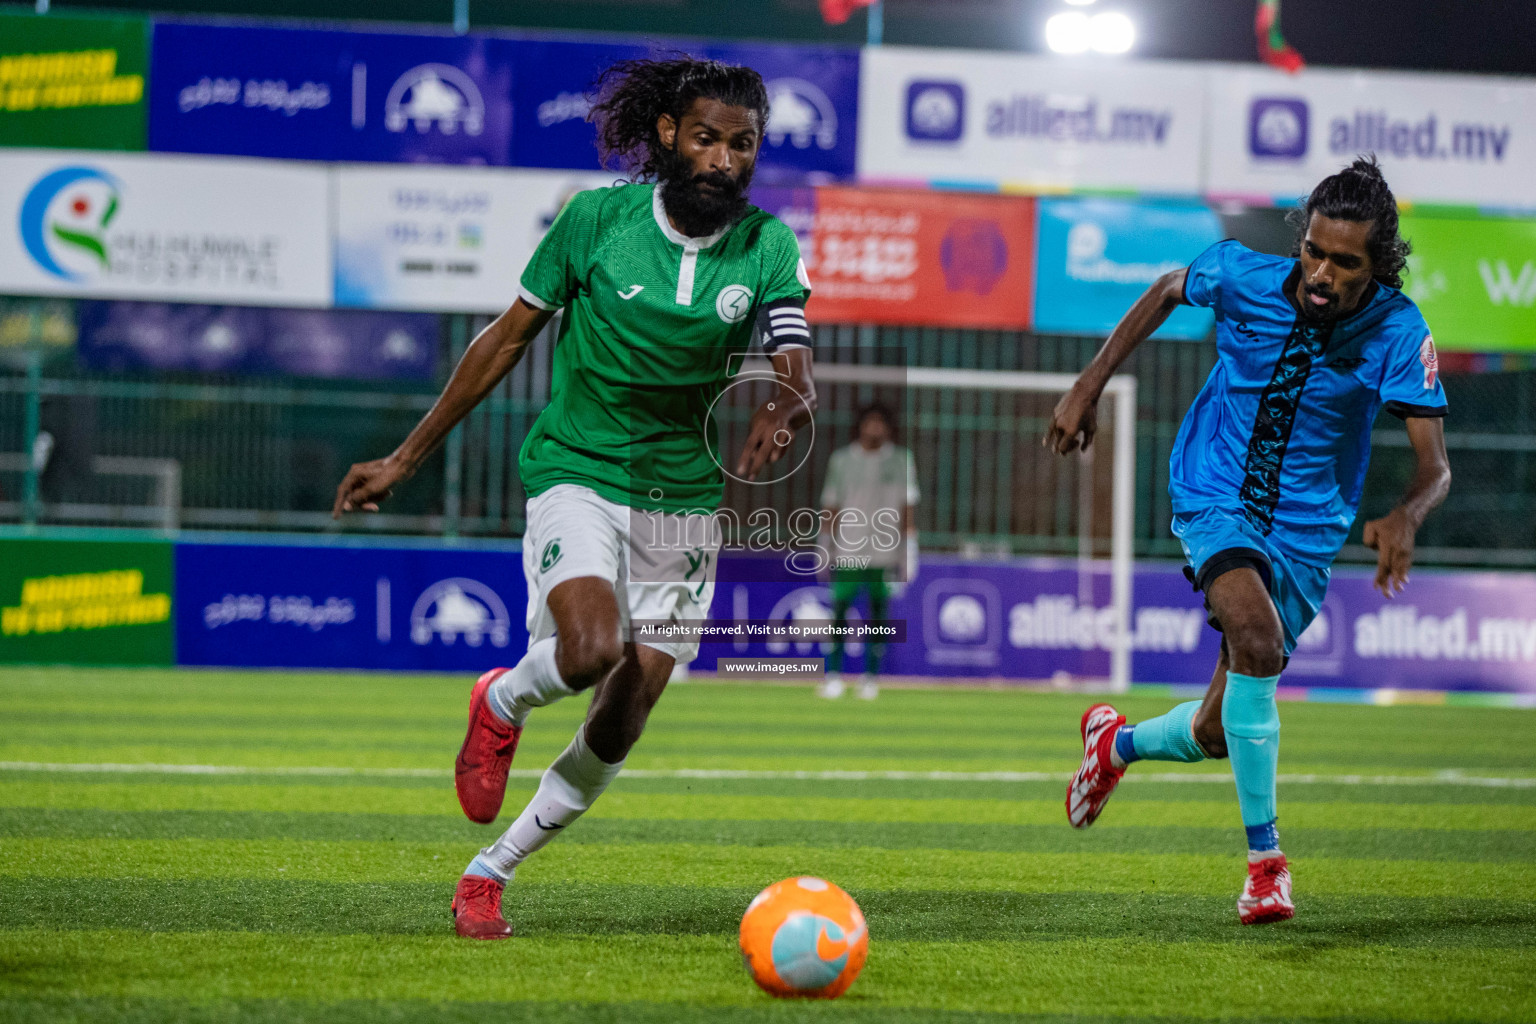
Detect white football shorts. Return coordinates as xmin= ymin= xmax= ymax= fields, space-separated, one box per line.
xmin=521 ymin=483 xmax=719 ymax=664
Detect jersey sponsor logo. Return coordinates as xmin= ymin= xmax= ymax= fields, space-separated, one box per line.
xmin=1323 ymin=355 xmax=1367 ymax=372
xmin=716 ymin=284 xmax=754 ymax=323
xmin=540 ymin=539 xmax=563 ymax=573
xmin=617 ymin=284 xmax=644 ymax=300
xmin=1420 ymin=334 xmax=1439 ymax=388
xmin=409 ymin=577 xmax=511 ymax=648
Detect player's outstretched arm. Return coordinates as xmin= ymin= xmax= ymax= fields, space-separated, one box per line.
xmin=736 ymin=347 xmax=817 ymax=482
xmin=1362 ymin=416 xmax=1451 ymax=599
xmin=332 ymin=298 xmax=555 ymax=518
xmin=1045 ymin=267 xmax=1187 ymax=455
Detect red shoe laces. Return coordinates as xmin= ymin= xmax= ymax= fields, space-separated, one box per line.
xmin=459 ymin=877 xmax=503 ymax=918
xmin=1250 ymin=860 xmax=1286 ymax=898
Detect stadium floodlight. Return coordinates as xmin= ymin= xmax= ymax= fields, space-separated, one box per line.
xmin=1063 ymin=0 xmax=1097 ymax=5
xmin=1090 ymin=12 xmax=1136 ymax=53
xmin=1045 ymin=12 xmax=1093 ymax=53
xmin=1047 ymin=10 xmax=1136 ymax=55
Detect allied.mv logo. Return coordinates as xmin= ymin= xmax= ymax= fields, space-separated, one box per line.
xmin=1248 ymin=97 xmax=1308 ymax=159
xmin=19 ymin=166 xmax=121 ymax=281
xmin=716 ymin=284 xmax=754 ymax=324
xmin=905 ymin=81 xmax=964 ymax=142
xmin=385 ymin=64 xmax=485 ymax=136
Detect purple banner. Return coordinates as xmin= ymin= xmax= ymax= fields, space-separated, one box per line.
xmin=175 ymin=539 xmax=528 ymax=672
xmin=149 ymin=23 xmax=516 ymax=165
xmin=698 ymin=554 xmax=1536 ymax=694
xmin=76 ymin=301 xmax=438 ymax=381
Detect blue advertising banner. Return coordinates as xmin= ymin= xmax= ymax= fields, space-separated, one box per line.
xmin=175 ymin=540 xmax=528 ymax=671
xmin=167 ymin=538 xmax=1536 ymax=693
xmin=1033 ymin=198 xmax=1222 ymax=340
xmin=148 ymin=22 xmax=515 ymax=164
xmin=149 ymin=22 xmax=858 ymax=179
xmin=697 ymin=554 xmax=1536 ymax=693
xmin=77 ymin=301 xmax=438 ymax=380
xmin=508 ymin=38 xmax=859 ymax=182
xmin=507 ymin=38 xmax=651 ymax=171
xmin=707 ymin=43 xmax=859 ymax=184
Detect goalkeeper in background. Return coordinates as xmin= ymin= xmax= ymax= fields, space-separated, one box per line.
xmin=817 ymin=403 xmax=920 ymax=700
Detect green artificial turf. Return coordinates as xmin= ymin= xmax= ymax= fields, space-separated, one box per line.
xmin=2 ymin=667 xmax=1534 ymax=1022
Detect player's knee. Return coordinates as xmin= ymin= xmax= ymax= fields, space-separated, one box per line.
xmin=1223 ymin=619 xmax=1285 ymax=677
xmin=1193 ymin=717 xmax=1228 ymax=759
xmin=557 ymin=632 xmax=623 ymax=691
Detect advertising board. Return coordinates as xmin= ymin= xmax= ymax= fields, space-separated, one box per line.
xmin=1401 ymin=215 xmax=1536 ymax=352
xmin=0 ymin=150 xmax=331 ymax=306
xmin=334 ymin=165 xmax=615 ymax=313
xmin=0 ymin=538 xmax=173 ymax=666
xmin=756 ymin=185 xmax=1034 ymax=328
xmin=149 ymin=22 xmax=515 ymax=165
xmin=76 ymin=302 xmax=438 ymax=380
xmin=174 ymin=539 xmax=528 ymax=672
xmin=858 ymin=46 xmax=1205 ymax=193
xmin=1206 ymin=65 xmax=1536 ymax=207
xmin=0 ymin=12 xmax=148 ymax=151
xmin=1034 ymin=198 xmax=1221 ymax=339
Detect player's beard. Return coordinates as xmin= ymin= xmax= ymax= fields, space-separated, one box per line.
xmin=656 ymin=144 xmax=753 ymax=238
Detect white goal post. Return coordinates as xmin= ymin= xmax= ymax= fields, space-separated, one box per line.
xmin=811 ymin=364 xmax=1139 ymax=693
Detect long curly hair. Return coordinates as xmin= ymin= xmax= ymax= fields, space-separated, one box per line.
xmin=1287 ymin=155 xmax=1412 ymax=289
xmin=588 ymin=56 xmax=770 ymax=181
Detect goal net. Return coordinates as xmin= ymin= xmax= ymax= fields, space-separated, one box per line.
xmin=710 ymin=358 xmax=1138 ymax=692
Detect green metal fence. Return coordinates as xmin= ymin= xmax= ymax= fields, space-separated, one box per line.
xmin=3 ymin=311 xmax=1534 ymax=567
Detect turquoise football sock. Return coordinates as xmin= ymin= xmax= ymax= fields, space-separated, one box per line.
xmin=1129 ymin=700 xmax=1206 ymax=763
xmin=1222 ymin=671 xmax=1282 ymax=831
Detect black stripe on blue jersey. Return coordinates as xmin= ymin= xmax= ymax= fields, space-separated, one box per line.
xmin=1239 ymin=317 xmax=1334 ymax=532
xmin=757 ymin=297 xmax=810 ymax=354
xmin=1385 ymin=400 xmax=1448 ymax=419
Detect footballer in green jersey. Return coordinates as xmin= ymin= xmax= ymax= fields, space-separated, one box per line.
xmin=516 ymin=177 xmax=811 ymax=513
xmin=333 ymin=57 xmax=818 ymax=939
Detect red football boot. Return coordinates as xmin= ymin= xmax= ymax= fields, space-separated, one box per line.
xmin=1065 ymin=703 xmax=1127 ymax=828
xmin=455 ymin=668 xmax=523 ymax=824
xmin=1238 ymin=851 xmax=1295 ymax=925
xmin=451 ymin=874 xmax=513 ymax=939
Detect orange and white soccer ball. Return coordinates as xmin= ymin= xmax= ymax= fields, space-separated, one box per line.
xmin=739 ymin=876 xmax=868 ymax=999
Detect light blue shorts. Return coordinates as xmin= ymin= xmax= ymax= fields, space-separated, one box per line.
xmin=1171 ymin=507 xmax=1332 ymax=657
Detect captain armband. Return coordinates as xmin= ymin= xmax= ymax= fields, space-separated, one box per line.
xmin=756 ymin=298 xmax=811 ymax=355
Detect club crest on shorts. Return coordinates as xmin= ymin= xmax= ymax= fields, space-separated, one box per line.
xmin=541 ymin=539 xmax=563 ymax=572
xmin=716 ymin=284 xmax=753 ymax=324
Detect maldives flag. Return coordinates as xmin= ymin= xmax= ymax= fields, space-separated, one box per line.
xmin=1255 ymin=0 xmax=1306 ymax=73
xmin=819 ymin=0 xmax=877 ymax=25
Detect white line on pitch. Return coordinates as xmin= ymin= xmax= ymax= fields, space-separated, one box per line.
xmin=0 ymin=761 xmax=1532 ymax=788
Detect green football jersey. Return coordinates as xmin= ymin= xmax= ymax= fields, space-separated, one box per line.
xmin=517 ymin=183 xmax=810 ymax=513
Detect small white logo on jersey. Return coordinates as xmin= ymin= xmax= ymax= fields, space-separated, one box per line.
xmin=716 ymin=284 xmax=753 ymax=323
xmin=617 ymin=285 xmax=644 ymax=300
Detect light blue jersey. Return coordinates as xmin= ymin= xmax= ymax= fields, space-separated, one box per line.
xmin=1172 ymin=239 xmax=1448 ymax=566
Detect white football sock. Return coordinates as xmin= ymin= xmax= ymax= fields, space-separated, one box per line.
xmin=486 ymin=637 xmax=573 ymax=726
xmin=476 ymin=725 xmax=624 ymax=877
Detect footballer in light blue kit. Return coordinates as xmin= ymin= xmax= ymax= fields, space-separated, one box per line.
xmin=1046 ymin=158 xmax=1451 ymax=925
